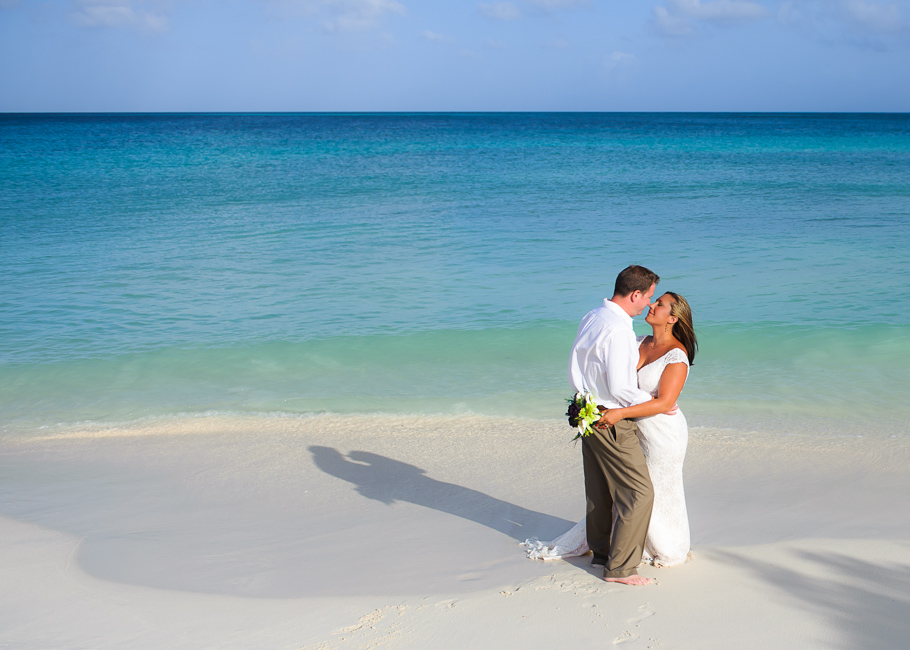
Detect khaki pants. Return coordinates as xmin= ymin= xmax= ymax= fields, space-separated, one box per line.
xmin=582 ymin=419 xmax=654 ymax=578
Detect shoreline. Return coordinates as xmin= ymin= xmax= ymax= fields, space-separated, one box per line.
xmin=1 ymin=414 xmax=909 ymax=648
xmin=4 ymin=408 xmax=909 ymax=441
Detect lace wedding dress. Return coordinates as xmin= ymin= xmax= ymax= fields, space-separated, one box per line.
xmin=522 ymin=340 xmax=691 ymax=567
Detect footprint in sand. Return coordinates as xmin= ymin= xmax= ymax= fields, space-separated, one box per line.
xmin=336 ymin=608 xmax=387 ymax=634
xmin=627 ymin=604 xmax=655 ymax=624
xmin=613 ymin=631 xmax=639 ymax=645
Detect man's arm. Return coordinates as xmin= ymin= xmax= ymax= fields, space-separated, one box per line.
xmin=602 ymin=329 xmax=652 ymax=407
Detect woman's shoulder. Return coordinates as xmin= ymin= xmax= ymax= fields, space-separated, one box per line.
xmin=663 ymin=345 xmax=690 ymax=366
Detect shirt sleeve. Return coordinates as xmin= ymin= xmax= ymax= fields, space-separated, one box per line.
xmin=603 ymin=329 xmax=652 ymax=407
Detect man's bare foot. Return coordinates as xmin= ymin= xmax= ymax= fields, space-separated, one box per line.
xmin=604 ymin=575 xmax=653 ymax=586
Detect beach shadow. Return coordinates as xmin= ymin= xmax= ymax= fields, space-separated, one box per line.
xmin=714 ymin=545 xmax=910 ymax=650
xmin=309 ymin=446 xmax=573 ymax=542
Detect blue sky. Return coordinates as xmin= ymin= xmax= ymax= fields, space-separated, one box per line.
xmin=1 ymin=0 xmax=909 ymax=111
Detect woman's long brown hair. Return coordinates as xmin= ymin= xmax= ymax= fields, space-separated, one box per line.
xmin=666 ymin=292 xmax=698 ymax=365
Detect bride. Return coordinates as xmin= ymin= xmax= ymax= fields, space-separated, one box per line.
xmin=523 ymin=291 xmax=698 ymax=568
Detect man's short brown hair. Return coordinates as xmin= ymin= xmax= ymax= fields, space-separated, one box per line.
xmin=614 ymin=265 xmax=660 ymax=297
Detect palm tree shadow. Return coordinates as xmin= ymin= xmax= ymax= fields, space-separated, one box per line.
xmin=309 ymin=446 xmax=573 ymax=542
xmin=715 ymin=545 xmax=910 ymax=650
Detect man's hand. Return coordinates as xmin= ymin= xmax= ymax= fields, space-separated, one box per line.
xmin=596 ymin=408 xmax=623 ymax=428
xmin=664 ymin=403 xmax=679 ymax=416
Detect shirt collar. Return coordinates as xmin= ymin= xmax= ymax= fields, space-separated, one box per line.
xmin=602 ymin=298 xmax=634 ymax=327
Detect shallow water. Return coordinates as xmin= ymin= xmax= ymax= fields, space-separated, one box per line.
xmin=2 ymin=113 xmax=909 ymax=435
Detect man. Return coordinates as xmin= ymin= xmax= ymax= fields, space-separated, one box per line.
xmin=568 ymin=265 xmax=658 ymax=586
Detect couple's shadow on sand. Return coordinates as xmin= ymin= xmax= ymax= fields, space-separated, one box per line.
xmin=309 ymin=445 xmax=574 ymax=543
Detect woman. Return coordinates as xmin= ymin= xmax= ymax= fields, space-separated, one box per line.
xmin=522 ymin=292 xmax=697 ymax=567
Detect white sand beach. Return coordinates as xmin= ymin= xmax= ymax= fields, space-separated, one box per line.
xmin=2 ymin=414 xmax=909 ymax=650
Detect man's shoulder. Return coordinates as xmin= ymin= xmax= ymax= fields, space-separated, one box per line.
xmin=579 ymin=305 xmax=609 ymax=328
xmin=578 ymin=306 xmax=626 ymax=341
xmin=583 ymin=303 xmax=623 ymax=326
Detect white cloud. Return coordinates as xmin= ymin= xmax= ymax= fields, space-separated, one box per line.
xmin=479 ymin=2 xmax=522 ymax=20
xmin=653 ymin=5 xmax=696 ymax=34
xmin=483 ymin=38 xmax=507 ymax=48
xmin=260 ymin=0 xmax=406 ymax=31
xmin=653 ymin=0 xmax=768 ymax=36
xmin=603 ymin=50 xmax=640 ymax=83
xmin=333 ymin=0 xmax=406 ymax=30
xmin=479 ymin=0 xmax=589 ymax=21
xmin=422 ymin=29 xmax=453 ymax=42
xmin=526 ymin=0 xmax=589 ymax=9
xmin=841 ymin=0 xmax=904 ymax=32
xmin=776 ymin=1 xmax=804 ymax=26
xmin=604 ymin=50 xmax=636 ymax=71
xmin=671 ymin=0 xmax=768 ymax=21
xmin=71 ymin=0 xmax=169 ymax=32
xmin=777 ymin=0 xmax=908 ymax=43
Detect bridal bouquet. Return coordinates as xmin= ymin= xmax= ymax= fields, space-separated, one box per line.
xmin=566 ymin=392 xmax=601 ymax=441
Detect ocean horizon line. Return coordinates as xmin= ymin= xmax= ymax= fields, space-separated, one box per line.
xmin=3 ymin=110 xmax=910 ymax=117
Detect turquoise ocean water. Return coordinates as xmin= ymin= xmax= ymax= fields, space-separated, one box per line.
xmin=2 ymin=113 xmax=908 ymax=436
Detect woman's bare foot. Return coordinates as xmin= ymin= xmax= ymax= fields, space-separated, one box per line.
xmin=604 ymin=574 xmax=653 ymax=586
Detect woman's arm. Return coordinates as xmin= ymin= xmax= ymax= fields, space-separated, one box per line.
xmin=596 ymin=362 xmax=687 ymax=427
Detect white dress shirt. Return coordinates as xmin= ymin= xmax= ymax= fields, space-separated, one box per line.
xmin=568 ymin=299 xmax=653 ymax=409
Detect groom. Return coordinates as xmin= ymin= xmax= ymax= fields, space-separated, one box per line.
xmin=568 ymin=265 xmax=658 ymax=586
